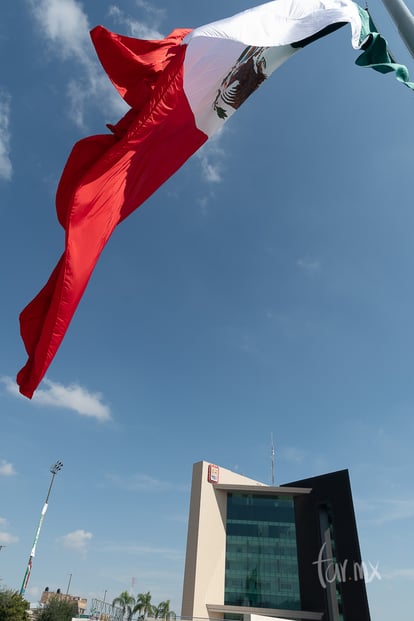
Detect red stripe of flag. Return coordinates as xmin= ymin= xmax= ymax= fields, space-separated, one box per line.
xmin=17 ymin=28 xmax=207 ymax=398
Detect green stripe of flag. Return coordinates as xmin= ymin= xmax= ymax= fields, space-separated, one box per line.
xmin=356 ymin=6 xmax=414 ymax=89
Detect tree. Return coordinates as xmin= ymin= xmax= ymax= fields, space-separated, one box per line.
xmin=0 ymin=587 xmax=29 ymax=621
xmin=34 ymin=596 xmax=77 ymax=621
xmin=153 ymin=600 xmax=176 ymax=620
xmin=133 ymin=592 xmax=153 ymax=620
xmin=112 ymin=592 xmax=136 ymax=621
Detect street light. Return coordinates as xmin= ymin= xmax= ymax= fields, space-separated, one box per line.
xmin=20 ymin=460 xmax=63 ymax=596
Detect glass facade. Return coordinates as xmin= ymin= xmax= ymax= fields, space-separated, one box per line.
xmin=319 ymin=504 xmax=345 ymax=621
xmin=224 ymin=493 xmax=301 ymax=611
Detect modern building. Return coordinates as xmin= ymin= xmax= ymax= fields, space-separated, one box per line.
xmin=181 ymin=462 xmax=371 ymax=621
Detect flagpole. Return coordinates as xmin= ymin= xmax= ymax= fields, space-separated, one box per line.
xmin=381 ymin=0 xmax=414 ymax=59
xmin=20 ymin=460 xmax=63 ymax=596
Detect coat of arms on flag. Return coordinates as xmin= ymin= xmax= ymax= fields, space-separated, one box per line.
xmin=17 ymin=0 xmax=413 ymax=399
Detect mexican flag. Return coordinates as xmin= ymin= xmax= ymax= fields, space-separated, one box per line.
xmin=17 ymin=0 xmax=412 ymax=398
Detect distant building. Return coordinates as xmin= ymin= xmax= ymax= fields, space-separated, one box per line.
xmin=40 ymin=588 xmax=87 ymax=616
xmin=181 ymin=461 xmax=371 ymax=621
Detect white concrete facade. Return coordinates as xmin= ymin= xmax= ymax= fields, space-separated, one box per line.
xmin=180 ymin=462 xmax=320 ymax=621
xmin=181 ymin=461 xmax=265 ymax=620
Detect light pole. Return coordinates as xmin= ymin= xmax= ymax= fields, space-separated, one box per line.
xmin=20 ymin=460 xmax=63 ymax=596
xmin=66 ymin=573 xmax=73 ymax=595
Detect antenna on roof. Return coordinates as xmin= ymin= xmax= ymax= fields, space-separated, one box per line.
xmin=271 ymin=433 xmax=275 ymax=486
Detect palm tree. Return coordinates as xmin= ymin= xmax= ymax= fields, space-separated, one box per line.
xmin=153 ymin=600 xmax=176 ymax=620
xmin=133 ymin=592 xmax=153 ymax=620
xmin=112 ymin=591 xmax=136 ymax=621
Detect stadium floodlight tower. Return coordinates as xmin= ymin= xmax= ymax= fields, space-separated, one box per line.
xmin=20 ymin=460 xmax=63 ymax=596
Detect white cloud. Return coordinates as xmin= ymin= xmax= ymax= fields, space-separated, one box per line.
xmin=0 ymin=531 xmax=19 ymax=545
xmin=197 ymin=196 xmax=209 ymax=215
xmin=196 ymin=132 xmax=226 ymax=183
xmin=1 ymin=376 xmax=23 ymax=397
xmin=0 ymin=460 xmax=16 ymax=476
xmin=108 ymin=1 xmax=165 ymax=39
xmin=1 ymin=376 xmax=111 ymax=422
xmin=280 ymin=446 xmax=307 ymax=464
xmin=60 ymin=529 xmax=93 ymax=554
xmin=29 ymin=0 xmax=90 ymax=61
xmin=27 ymin=0 xmax=225 ymax=189
xmin=28 ymin=0 xmax=126 ymax=127
xmin=0 ymin=517 xmax=19 ymax=545
xmin=357 ymin=497 xmax=414 ymax=524
xmin=0 ymin=90 xmax=12 ymax=181
xmin=382 ymin=568 xmax=414 ymax=580
xmin=107 ymin=472 xmax=188 ymax=493
xmin=26 ymin=586 xmax=42 ymax=600
xmin=377 ymin=499 xmax=414 ymax=523
xmin=34 ymin=379 xmax=111 ymax=421
xmin=135 ymin=0 xmax=165 ymax=20
xmin=66 ymin=78 xmax=100 ymax=128
xmin=296 ymin=257 xmax=321 ymax=273
xmin=104 ymin=542 xmax=182 ymax=561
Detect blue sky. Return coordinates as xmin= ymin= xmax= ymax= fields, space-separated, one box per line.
xmin=1 ymin=0 xmax=414 ymax=619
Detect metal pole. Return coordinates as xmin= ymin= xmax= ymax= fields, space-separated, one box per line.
xmin=20 ymin=460 xmax=63 ymax=596
xmin=381 ymin=0 xmax=414 ymax=59
xmin=66 ymin=573 xmax=72 ymax=595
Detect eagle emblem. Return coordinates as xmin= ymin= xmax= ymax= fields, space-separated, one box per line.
xmin=213 ymin=46 xmax=269 ymax=120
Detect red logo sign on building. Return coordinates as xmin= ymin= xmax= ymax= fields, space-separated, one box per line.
xmin=208 ymin=464 xmax=220 ymax=484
